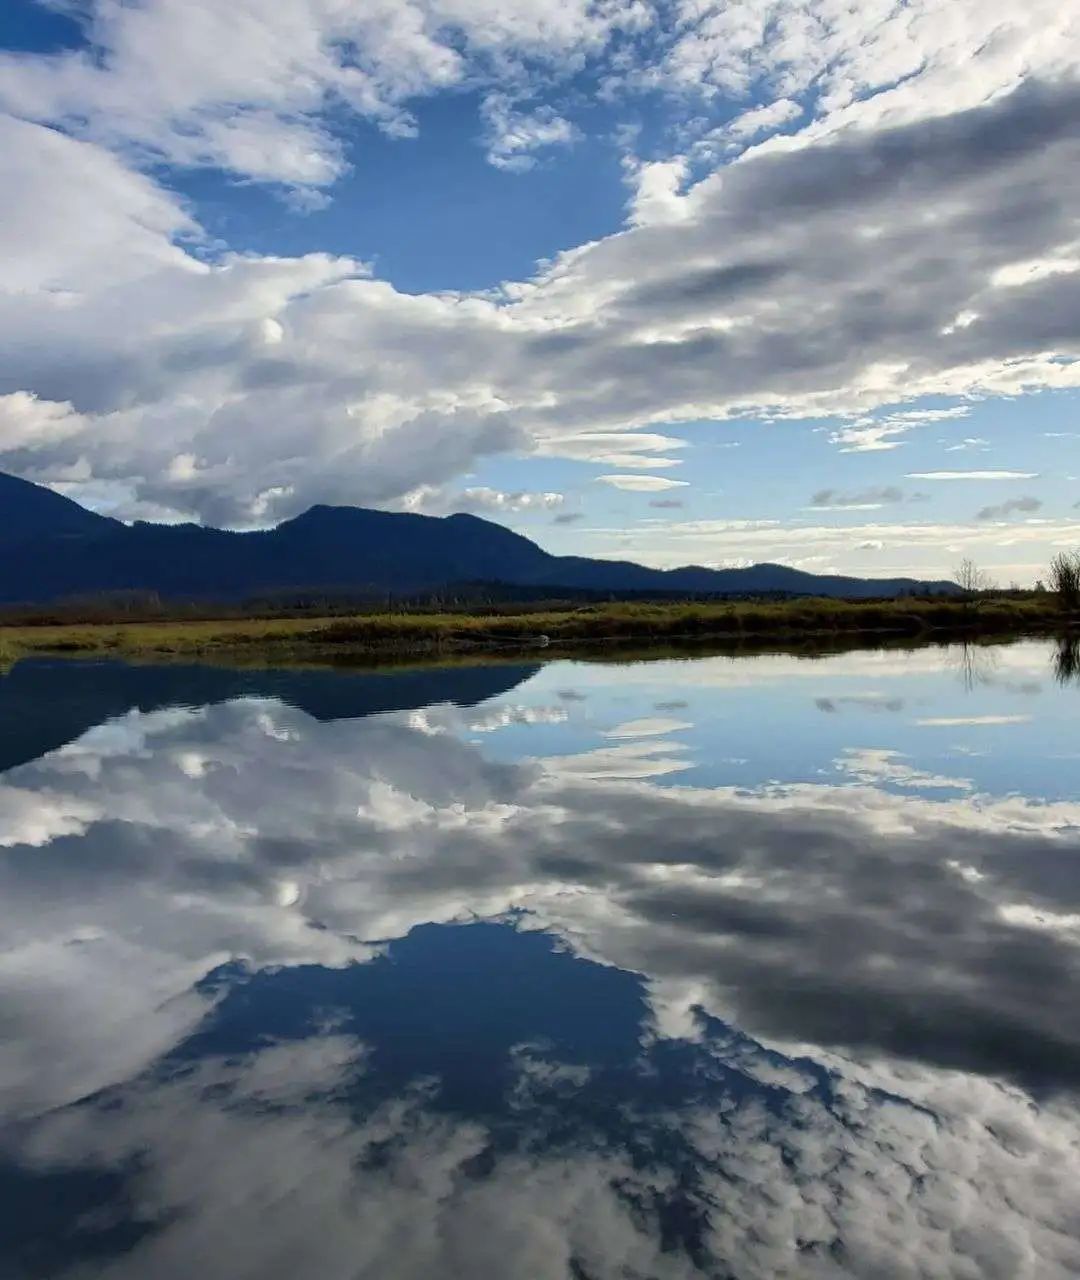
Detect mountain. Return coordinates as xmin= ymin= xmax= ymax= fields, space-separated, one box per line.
xmin=0 ymin=471 xmax=121 ymax=543
xmin=0 ymin=472 xmax=955 ymax=604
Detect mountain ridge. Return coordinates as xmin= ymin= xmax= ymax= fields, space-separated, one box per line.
xmin=0 ymin=472 xmax=956 ymax=604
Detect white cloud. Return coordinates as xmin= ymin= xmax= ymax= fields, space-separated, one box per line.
xmin=3 ymin=0 xmax=1078 ymax=203
xmin=481 ymin=94 xmax=580 ymax=171
xmin=723 ymin=97 xmax=801 ymax=141
xmin=946 ymin=436 xmax=990 ymax=452
xmin=535 ymin=431 xmax=687 ymax=471
xmin=0 ymin=0 xmax=640 ymax=190
xmin=0 ymin=391 xmax=89 ymax=452
xmin=623 ymin=156 xmax=692 ymax=227
xmin=0 ymin=115 xmax=198 ymax=293
xmin=829 ymin=407 xmax=975 ymax=452
xmin=658 ymin=0 xmax=1080 ymax=152
xmin=596 ymin=474 xmax=690 ymax=492
xmin=916 ymin=714 xmax=1034 ymax=727
xmin=583 ymin=515 xmax=1080 ymax=581
xmin=907 ymin=471 xmax=1040 ymax=480
xmin=401 ymin=485 xmax=565 ymax=515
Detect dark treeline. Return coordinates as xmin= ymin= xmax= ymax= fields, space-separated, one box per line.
xmin=0 ymin=579 xmax=966 ymax=629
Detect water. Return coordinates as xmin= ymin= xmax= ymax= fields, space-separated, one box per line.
xmin=1 ymin=639 xmax=1079 ymax=1279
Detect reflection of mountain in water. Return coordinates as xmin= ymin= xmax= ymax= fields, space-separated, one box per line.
xmin=0 ymin=657 xmax=538 ymax=773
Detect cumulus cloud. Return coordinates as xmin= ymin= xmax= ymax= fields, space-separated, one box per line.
xmin=658 ymin=0 xmax=1080 ymax=147
xmin=3 ymin=0 xmax=1077 ymax=201
xmin=1 ymin=19 xmax=1080 ymax=525
xmin=481 ymin=95 xmax=580 ymax=171
xmin=401 ymin=485 xmax=564 ymax=516
xmin=623 ymin=156 xmax=692 ymax=227
xmin=722 ymin=97 xmax=802 ymax=142
xmin=0 ymin=0 xmax=641 ymax=190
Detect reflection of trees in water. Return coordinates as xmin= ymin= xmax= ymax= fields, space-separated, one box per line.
xmin=953 ymin=637 xmax=1080 ymax=691
xmin=948 ymin=641 xmax=1000 ymax=693
xmin=1054 ymin=636 xmax=1080 ymax=686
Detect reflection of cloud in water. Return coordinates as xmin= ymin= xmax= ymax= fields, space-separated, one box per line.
xmin=465 ymin=704 xmax=570 ymax=733
xmin=405 ymin=701 xmax=569 ymax=736
xmin=2 ymin=699 xmax=1080 ymax=1110
xmin=814 ymin=694 xmax=905 ymax=713
xmin=558 ymin=642 xmax=1048 ymax=692
xmin=539 ymin=739 xmax=694 ymax=779
xmin=916 ymin=714 xmax=1033 ymax=727
xmin=2 ymin=686 xmax=1080 ymax=1274
xmin=602 ymin=716 xmax=694 ymax=739
xmin=8 ymin=922 xmax=1080 ymax=1280
xmin=835 ymin=747 xmax=973 ymax=791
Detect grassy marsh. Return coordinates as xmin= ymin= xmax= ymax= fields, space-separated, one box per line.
xmin=0 ymin=594 xmax=1070 ymax=668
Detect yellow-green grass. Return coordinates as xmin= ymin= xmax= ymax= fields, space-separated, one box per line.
xmin=0 ymin=595 xmax=1067 ymax=668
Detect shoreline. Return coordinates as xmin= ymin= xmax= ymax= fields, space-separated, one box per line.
xmin=0 ymin=597 xmax=1073 ymax=669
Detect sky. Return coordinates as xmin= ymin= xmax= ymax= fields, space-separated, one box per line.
xmin=0 ymin=0 xmax=1079 ymax=583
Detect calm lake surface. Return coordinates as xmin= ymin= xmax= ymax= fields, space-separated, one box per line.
xmin=2 ymin=639 xmax=1079 ymax=1279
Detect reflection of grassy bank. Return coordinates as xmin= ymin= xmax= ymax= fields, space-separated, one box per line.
xmin=0 ymin=595 xmax=1072 ymax=667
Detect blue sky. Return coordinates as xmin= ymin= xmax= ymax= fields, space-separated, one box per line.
xmin=1 ymin=0 xmax=1079 ymax=581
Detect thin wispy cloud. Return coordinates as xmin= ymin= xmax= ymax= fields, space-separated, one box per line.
xmin=598 ymin=475 xmax=690 ymax=493
xmin=829 ymin=408 xmax=973 ymax=453
xmin=906 ymin=471 xmax=1039 ymax=481
xmin=916 ymin=715 xmax=1034 ymax=727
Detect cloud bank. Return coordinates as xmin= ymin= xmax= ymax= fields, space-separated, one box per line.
xmin=0 ymin=5 xmax=1079 ymax=523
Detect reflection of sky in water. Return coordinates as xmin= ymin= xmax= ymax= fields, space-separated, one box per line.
xmin=475 ymin=641 xmax=1079 ymax=800
xmin=1 ymin=640 xmax=1079 ymax=1278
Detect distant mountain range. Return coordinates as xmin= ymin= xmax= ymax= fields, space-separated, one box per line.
xmin=0 ymin=471 xmax=955 ymax=604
